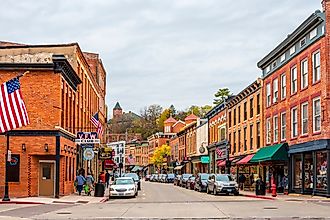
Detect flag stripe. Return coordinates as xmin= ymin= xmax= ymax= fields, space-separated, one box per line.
xmin=8 ymin=89 xmax=20 ymax=129
xmin=17 ymin=90 xmax=29 ymax=125
xmin=3 ymin=83 xmax=17 ymax=130
xmin=0 ymin=84 xmax=12 ymax=131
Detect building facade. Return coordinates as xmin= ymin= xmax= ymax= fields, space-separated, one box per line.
xmin=0 ymin=42 xmax=107 ymax=198
xmin=257 ymin=4 xmax=330 ymax=196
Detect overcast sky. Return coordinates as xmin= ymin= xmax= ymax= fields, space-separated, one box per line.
xmin=0 ymin=0 xmax=321 ymax=117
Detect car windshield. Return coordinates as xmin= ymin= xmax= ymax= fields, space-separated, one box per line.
xmin=190 ymin=177 xmax=195 ymax=180
xmin=200 ymin=174 xmax=209 ymax=180
xmin=115 ymin=178 xmax=134 ymax=185
xmin=167 ymin=174 xmax=175 ymax=178
xmin=125 ymin=173 xmax=139 ymax=180
xmin=182 ymin=174 xmax=192 ymax=178
xmin=216 ymin=175 xmax=233 ymax=182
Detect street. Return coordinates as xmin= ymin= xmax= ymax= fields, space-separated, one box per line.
xmin=0 ymin=180 xmax=329 ymax=220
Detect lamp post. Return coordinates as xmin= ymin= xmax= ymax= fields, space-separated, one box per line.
xmin=226 ymin=142 xmax=231 ymax=174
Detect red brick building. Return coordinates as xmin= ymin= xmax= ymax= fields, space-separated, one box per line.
xmin=0 ymin=42 xmax=107 ymax=198
xmin=257 ymin=2 xmax=330 ymax=196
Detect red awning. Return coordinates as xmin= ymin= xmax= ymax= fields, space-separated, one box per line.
xmin=217 ymin=157 xmax=234 ymax=167
xmin=236 ymin=154 xmax=255 ymax=165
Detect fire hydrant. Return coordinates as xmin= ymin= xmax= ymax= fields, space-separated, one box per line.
xmin=271 ymin=183 xmax=277 ymax=197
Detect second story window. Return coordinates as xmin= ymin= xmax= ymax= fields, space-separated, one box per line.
xmin=281 ymin=112 xmax=286 ymax=141
xmin=313 ymin=97 xmax=321 ymax=133
xmin=233 ymin=108 xmax=236 ymax=125
xmin=249 ymin=124 xmax=253 ymax=150
xmin=266 ymin=83 xmax=271 ymax=107
xmin=301 ymin=102 xmax=308 ymax=135
xmin=233 ymin=131 xmax=236 ymax=153
xmin=281 ymin=73 xmax=286 ymax=100
xmin=257 ymin=122 xmax=260 ymax=148
xmin=301 ymin=59 xmax=308 ymax=89
xmin=273 ymin=115 xmax=278 ymax=142
xmin=291 ymin=107 xmax=298 ymax=138
xmin=273 ymin=78 xmax=278 ymax=103
xmin=238 ymin=106 xmax=241 ymax=123
xmin=229 ymin=111 xmax=232 ymax=127
xmin=266 ymin=118 xmax=271 ymax=144
xmin=243 ymin=127 xmax=247 ymax=151
xmin=219 ymin=126 xmax=226 ymax=141
xmin=291 ymin=66 xmax=297 ymax=94
xmin=312 ymin=51 xmax=321 ymax=83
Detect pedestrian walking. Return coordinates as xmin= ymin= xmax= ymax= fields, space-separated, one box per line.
xmin=85 ymin=173 xmax=95 ymax=196
xmin=105 ymin=170 xmax=110 ymax=188
xmin=99 ymin=171 xmax=106 ymax=184
xmin=75 ymin=173 xmax=86 ymax=196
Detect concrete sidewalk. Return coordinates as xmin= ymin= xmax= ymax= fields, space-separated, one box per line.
xmin=1 ymin=188 xmax=109 ymax=205
xmin=240 ymin=190 xmax=330 ymax=202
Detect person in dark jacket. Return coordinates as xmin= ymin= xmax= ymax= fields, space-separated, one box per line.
xmin=105 ymin=171 xmax=110 ymax=188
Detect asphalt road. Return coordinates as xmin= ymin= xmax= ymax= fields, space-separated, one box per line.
xmin=1 ymin=180 xmax=330 ymax=220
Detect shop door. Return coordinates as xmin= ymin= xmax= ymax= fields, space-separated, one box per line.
xmin=39 ymin=163 xmax=54 ymax=196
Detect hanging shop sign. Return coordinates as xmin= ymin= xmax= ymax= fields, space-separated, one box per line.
xmin=201 ymin=156 xmax=210 ymax=164
xmin=83 ymin=148 xmax=95 ymax=160
xmin=75 ymin=132 xmax=100 ymax=144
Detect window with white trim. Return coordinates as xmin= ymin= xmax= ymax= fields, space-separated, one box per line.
xmin=266 ymin=83 xmax=271 ymax=107
xmin=273 ymin=115 xmax=278 ymax=142
xmin=300 ymin=38 xmax=306 ymax=47
xmin=280 ymin=54 xmax=286 ymax=63
xmin=281 ymin=112 xmax=286 ymax=141
xmin=310 ymin=28 xmax=317 ymax=39
xmin=273 ymin=78 xmax=278 ymax=103
xmin=312 ymin=51 xmax=321 ymax=83
xmin=266 ymin=118 xmax=271 ymax=144
xmin=290 ymin=45 xmax=296 ymax=55
xmin=313 ymin=97 xmax=321 ymax=133
xmin=291 ymin=66 xmax=297 ymax=94
xmin=281 ymin=73 xmax=286 ymax=99
xmin=301 ymin=102 xmax=308 ymax=135
xmin=291 ymin=107 xmax=298 ymax=138
xmin=266 ymin=66 xmax=270 ymax=73
xmin=301 ymin=59 xmax=308 ymax=89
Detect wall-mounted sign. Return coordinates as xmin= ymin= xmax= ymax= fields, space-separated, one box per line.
xmin=75 ymin=132 xmax=100 ymax=144
xmin=83 ymin=148 xmax=95 ymax=160
xmin=201 ymin=156 xmax=210 ymax=164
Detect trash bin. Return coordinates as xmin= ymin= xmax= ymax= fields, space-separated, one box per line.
xmin=94 ymin=183 xmax=105 ymax=197
xmin=259 ymin=181 xmax=266 ymax=195
xmin=255 ymin=180 xmax=261 ymax=195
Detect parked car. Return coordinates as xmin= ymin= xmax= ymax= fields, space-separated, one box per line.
xmin=109 ymin=177 xmax=138 ymax=198
xmin=174 ymin=175 xmax=181 ymax=186
xmin=180 ymin=174 xmax=192 ymax=188
xmin=166 ymin=173 xmax=175 ymax=183
xmin=124 ymin=173 xmax=141 ymax=190
xmin=195 ymin=173 xmax=210 ymax=192
xmin=187 ymin=176 xmax=196 ymax=190
xmin=207 ymin=174 xmax=239 ymax=195
xmin=145 ymin=174 xmax=151 ymax=181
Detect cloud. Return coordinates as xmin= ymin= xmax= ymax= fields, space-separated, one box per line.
xmin=0 ymin=0 xmax=321 ymax=116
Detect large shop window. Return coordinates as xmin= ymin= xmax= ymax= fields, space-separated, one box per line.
xmin=304 ymin=153 xmax=313 ymax=190
xmin=316 ymin=151 xmax=327 ymax=191
xmin=294 ymin=154 xmax=302 ymax=188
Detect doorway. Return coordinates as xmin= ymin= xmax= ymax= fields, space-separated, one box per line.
xmin=39 ymin=162 xmax=55 ymax=197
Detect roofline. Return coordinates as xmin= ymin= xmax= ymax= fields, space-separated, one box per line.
xmin=205 ymin=96 xmax=234 ymax=119
xmin=227 ymin=79 xmax=261 ymax=108
xmin=0 ymin=42 xmax=79 ymax=49
xmin=257 ymin=10 xmax=324 ymax=69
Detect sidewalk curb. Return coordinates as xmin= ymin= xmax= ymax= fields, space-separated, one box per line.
xmin=241 ymin=194 xmax=276 ymax=200
xmin=100 ymin=197 xmax=109 ymax=203
xmin=0 ymin=201 xmax=45 ymax=205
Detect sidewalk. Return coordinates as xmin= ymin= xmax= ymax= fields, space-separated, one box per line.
xmin=240 ymin=190 xmax=330 ymax=202
xmin=0 ymin=188 xmax=109 ymax=205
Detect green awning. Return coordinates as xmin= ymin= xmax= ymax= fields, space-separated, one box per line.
xmin=131 ymin=166 xmax=141 ymax=172
xmin=250 ymin=143 xmax=288 ymax=163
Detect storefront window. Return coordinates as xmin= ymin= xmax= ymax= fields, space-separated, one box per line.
xmin=304 ymin=153 xmax=313 ymax=190
xmin=294 ymin=155 xmax=302 ymax=188
xmin=316 ymin=151 xmax=327 ymax=191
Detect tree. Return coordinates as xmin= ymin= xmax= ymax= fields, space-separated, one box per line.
xmin=213 ymin=88 xmax=231 ymax=105
xmin=157 ymin=108 xmax=171 ymax=131
xmin=150 ymin=144 xmax=171 ymax=167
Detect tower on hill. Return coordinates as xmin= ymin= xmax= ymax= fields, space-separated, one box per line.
xmin=113 ymin=102 xmax=123 ymax=118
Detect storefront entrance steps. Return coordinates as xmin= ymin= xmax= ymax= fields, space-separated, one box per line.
xmin=240 ymin=190 xmax=330 ymax=202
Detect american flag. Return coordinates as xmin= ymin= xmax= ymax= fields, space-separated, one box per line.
xmin=216 ymin=147 xmax=225 ymax=158
xmin=0 ymin=77 xmax=29 ymax=133
xmin=90 ymin=112 xmax=103 ymax=136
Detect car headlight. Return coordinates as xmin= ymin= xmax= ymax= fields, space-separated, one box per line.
xmin=129 ymin=187 xmax=135 ymax=191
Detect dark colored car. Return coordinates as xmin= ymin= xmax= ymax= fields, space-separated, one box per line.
xmin=124 ymin=173 xmax=141 ymax=190
xmin=207 ymin=174 xmax=239 ymax=195
xmin=180 ymin=174 xmax=192 ymax=188
xmin=187 ymin=176 xmax=196 ymax=190
xmin=195 ymin=173 xmax=210 ymax=192
xmin=166 ymin=174 xmax=175 ymax=183
xmin=174 ymin=175 xmax=181 ymax=186
xmin=145 ymin=174 xmax=151 ymax=181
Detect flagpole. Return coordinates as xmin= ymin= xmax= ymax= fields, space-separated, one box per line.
xmin=2 ymin=71 xmax=29 ymax=201
xmin=2 ymin=132 xmax=10 ymax=201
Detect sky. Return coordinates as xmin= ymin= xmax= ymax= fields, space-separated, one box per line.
xmin=0 ymin=0 xmax=321 ymax=117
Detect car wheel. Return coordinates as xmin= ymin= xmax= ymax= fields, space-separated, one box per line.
xmin=136 ymin=191 xmax=138 ymax=196
xmin=234 ymin=192 xmax=239 ymax=196
xmin=213 ymin=187 xmax=217 ymax=195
